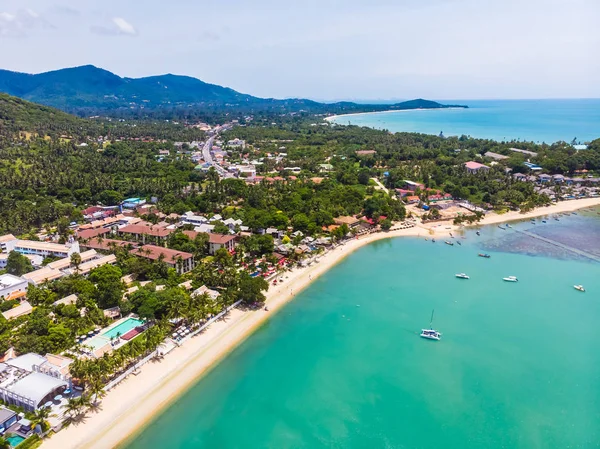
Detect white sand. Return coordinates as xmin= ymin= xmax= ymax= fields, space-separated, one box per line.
xmin=41 ymin=197 xmax=600 ymax=449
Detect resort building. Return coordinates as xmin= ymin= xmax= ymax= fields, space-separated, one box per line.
xmin=64 ymin=254 xmax=117 ymax=276
xmin=121 ymin=198 xmax=146 ymax=209
xmin=208 ymin=234 xmax=237 ymax=255
xmin=0 ymin=235 xmax=17 ymax=253
xmin=465 ymin=161 xmax=490 ymax=174
xmin=2 ymin=301 xmax=33 ymax=321
xmin=484 ymin=151 xmax=509 ymax=161
xmin=356 ymin=150 xmax=376 ymax=156
xmin=52 ymin=294 xmax=78 ymax=307
xmin=227 ymin=138 xmax=246 ymax=149
xmin=333 ymin=216 xmax=362 ymax=229
xmin=0 ymin=406 xmax=18 ymax=434
xmin=80 ymin=238 xmax=132 ymax=252
xmin=0 ymin=274 xmax=30 ymax=301
xmin=192 ymin=285 xmax=220 ymax=300
xmin=21 ymin=267 xmax=63 ymax=285
xmin=508 ymin=147 xmax=538 ymax=157
xmin=117 ymin=223 xmax=174 ymax=245
xmin=523 ymin=162 xmax=543 ymax=171
xmin=133 ymin=245 xmax=195 ymax=274
xmin=4 ymin=240 xmax=80 ymax=259
xmin=0 ymin=353 xmax=72 ymax=411
xmin=181 ymin=212 xmax=208 ymax=226
xmin=404 ymin=180 xmax=425 ymax=191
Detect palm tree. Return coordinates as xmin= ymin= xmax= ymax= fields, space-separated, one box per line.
xmin=31 ymin=407 xmax=54 ymax=435
xmin=70 ymin=252 xmax=82 ymax=273
xmin=62 ymin=397 xmax=83 ymax=418
xmin=0 ymin=436 xmax=10 ymax=449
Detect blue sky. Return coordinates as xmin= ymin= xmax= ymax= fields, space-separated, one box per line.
xmin=1 ymin=0 xmax=598 ymax=100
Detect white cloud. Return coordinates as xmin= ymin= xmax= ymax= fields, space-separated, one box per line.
xmin=112 ymin=17 xmax=136 ymax=36
xmin=91 ymin=16 xmax=137 ymax=36
xmin=0 ymin=8 xmax=52 ymax=38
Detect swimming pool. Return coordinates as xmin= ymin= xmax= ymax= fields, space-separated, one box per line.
xmin=102 ymin=317 xmax=144 ymax=339
xmin=7 ymin=434 xmax=25 ymax=447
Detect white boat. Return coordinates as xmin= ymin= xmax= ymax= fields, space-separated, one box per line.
xmin=574 ymin=285 xmax=585 ymax=292
xmin=455 ymin=273 xmax=470 ymax=279
xmin=503 ymin=276 xmax=518 ymax=282
xmin=420 ymin=309 xmax=441 ymax=341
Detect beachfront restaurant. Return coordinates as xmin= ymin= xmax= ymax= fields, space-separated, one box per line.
xmin=0 ymin=354 xmax=70 ymax=411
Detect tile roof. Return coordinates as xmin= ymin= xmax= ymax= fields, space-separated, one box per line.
xmin=133 ymin=245 xmax=194 ymax=262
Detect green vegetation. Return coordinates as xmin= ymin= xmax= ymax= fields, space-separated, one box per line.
xmin=5 ymin=251 xmax=33 ymax=276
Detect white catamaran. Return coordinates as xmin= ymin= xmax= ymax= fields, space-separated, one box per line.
xmin=420 ymin=309 xmax=442 ymax=341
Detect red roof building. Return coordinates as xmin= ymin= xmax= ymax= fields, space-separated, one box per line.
xmin=133 ymin=245 xmax=195 ymax=274
xmin=208 ymin=234 xmax=237 ymax=255
xmin=117 ymin=222 xmax=174 ymax=245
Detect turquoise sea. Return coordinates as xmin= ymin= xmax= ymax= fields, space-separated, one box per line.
xmin=329 ymin=99 xmax=600 ymax=144
xmin=124 ymin=209 xmax=600 ymax=449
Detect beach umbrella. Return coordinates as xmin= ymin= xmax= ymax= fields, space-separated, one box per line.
xmin=88 ymin=331 xmax=94 ymax=336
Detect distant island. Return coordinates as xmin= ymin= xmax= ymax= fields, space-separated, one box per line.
xmin=0 ymin=65 xmax=467 ymax=117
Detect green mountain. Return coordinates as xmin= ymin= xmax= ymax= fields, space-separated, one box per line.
xmin=0 ymin=92 xmax=84 ymax=133
xmin=0 ymin=66 xmax=466 ymax=116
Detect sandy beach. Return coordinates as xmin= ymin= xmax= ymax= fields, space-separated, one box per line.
xmin=324 ymin=107 xmax=466 ymax=123
xmin=40 ymin=197 xmax=600 ymax=449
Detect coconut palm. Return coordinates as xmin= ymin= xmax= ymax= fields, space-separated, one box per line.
xmin=0 ymin=436 xmax=10 ymax=449
xmin=31 ymin=407 xmax=54 ymax=435
xmin=62 ymin=397 xmax=83 ymax=418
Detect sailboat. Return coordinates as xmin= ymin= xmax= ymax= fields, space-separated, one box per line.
xmin=420 ymin=310 xmax=442 ymax=341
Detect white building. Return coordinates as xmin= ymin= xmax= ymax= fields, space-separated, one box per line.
xmin=0 ymin=274 xmax=31 ymax=301
xmin=0 ymin=234 xmax=17 ymax=253
xmin=0 ymin=353 xmax=72 ymax=411
xmin=227 ymin=139 xmax=246 ymax=149
xmin=192 ymin=285 xmax=220 ymax=300
xmin=181 ymin=212 xmax=208 ymax=226
xmin=5 ymin=240 xmax=80 ymax=259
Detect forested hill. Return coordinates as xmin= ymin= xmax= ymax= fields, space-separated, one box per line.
xmin=0 ymin=65 xmax=467 ymax=117
xmin=0 ymin=92 xmax=85 ymax=134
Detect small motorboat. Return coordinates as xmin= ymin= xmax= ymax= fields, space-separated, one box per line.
xmin=506 ymin=224 xmax=512 ymax=228
xmin=432 ymin=239 xmax=436 ymax=243
xmin=478 ymin=253 xmax=491 ymax=258
xmin=476 ymin=231 xmax=481 ymax=236
xmin=542 ymin=220 xmax=547 ymax=223
xmin=503 ymin=276 xmax=518 ymax=282
xmin=456 ymin=241 xmax=462 ymax=246
xmin=572 ymin=212 xmax=578 ymax=215
xmin=498 ymin=225 xmax=505 ymax=230
xmin=445 ymin=241 xmax=454 ymax=246
xmin=574 ymin=285 xmax=585 ymax=292
xmin=455 ymin=273 xmax=470 ymax=279
xmin=555 ymin=218 xmax=560 ymax=221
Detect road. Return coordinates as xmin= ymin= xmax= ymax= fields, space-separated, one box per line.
xmin=371 ymin=177 xmax=390 ymax=194
xmin=202 ymin=133 xmax=228 ymax=177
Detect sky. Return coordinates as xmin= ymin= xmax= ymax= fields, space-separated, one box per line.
xmin=0 ymin=0 xmax=599 ymax=101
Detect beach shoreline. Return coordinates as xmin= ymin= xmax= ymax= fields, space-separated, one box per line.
xmin=324 ymin=107 xmax=466 ymax=123
xmin=40 ymin=197 xmax=600 ymax=449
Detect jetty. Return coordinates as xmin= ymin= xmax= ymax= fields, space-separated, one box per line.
xmin=515 ymin=229 xmax=600 ymax=263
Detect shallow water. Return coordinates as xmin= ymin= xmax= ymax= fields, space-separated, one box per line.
xmin=329 ymin=99 xmax=600 ymax=144
xmin=124 ymin=214 xmax=600 ymax=449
